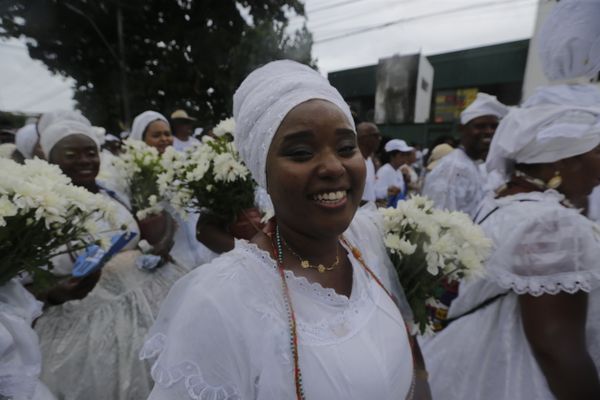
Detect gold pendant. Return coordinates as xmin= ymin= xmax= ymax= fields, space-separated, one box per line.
xmin=301 ymin=260 xmax=310 ymax=269
xmin=317 ymin=264 xmax=326 ymax=273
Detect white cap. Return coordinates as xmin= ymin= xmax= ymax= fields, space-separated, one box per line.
xmin=460 ymin=93 xmax=509 ymax=125
xmin=384 ymin=139 xmax=414 ymax=153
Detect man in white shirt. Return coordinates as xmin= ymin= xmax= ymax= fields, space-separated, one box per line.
xmin=422 ymin=93 xmax=509 ymax=218
xmin=170 ymin=109 xmax=200 ymax=151
xmin=357 ymin=122 xmax=381 ymax=203
xmin=375 ymin=139 xmax=414 ymax=203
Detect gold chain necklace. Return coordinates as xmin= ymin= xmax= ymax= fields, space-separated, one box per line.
xmin=280 ymin=235 xmax=340 ymax=273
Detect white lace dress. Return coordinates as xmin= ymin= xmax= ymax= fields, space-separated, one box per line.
xmin=421 ymin=148 xmax=486 ymax=218
xmin=140 ymin=208 xmax=414 ymax=399
xmin=34 ymin=192 xmax=198 ymax=400
xmin=422 ymin=190 xmax=600 ymax=399
xmin=0 ymin=280 xmax=55 ymax=400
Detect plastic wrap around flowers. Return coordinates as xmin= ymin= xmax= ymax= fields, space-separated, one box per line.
xmin=111 ymin=139 xmax=165 ymax=220
xmin=159 ymin=134 xmax=256 ymax=223
xmin=0 ymin=158 xmax=118 ymax=288
xmin=380 ymin=195 xmax=492 ymax=334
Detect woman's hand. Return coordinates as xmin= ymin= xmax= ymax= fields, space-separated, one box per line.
xmin=34 ymin=269 xmax=102 ymax=306
xmin=138 ymin=211 xmax=176 ymax=258
xmin=196 ymin=213 xmax=235 ymax=254
xmin=520 ymin=291 xmax=600 ymax=399
xmin=387 ymin=186 xmax=402 ymax=197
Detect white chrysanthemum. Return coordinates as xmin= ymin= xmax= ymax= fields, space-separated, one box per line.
xmin=213 ymin=153 xmax=249 ymax=182
xmin=213 ymin=117 xmax=235 ymax=137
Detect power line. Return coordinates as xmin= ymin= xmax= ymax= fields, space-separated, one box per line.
xmin=308 ymin=0 xmax=369 ymax=14
xmin=314 ymin=0 xmax=536 ymax=44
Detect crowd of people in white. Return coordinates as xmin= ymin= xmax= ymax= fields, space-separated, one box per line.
xmin=2 ymin=0 xmax=600 ymax=399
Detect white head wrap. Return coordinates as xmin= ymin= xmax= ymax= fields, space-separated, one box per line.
xmin=233 ymin=60 xmax=354 ymax=189
xmin=40 ymin=120 xmax=99 ymax=158
xmin=486 ymin=84 xmax=600 ymax=184
xmin=130 ymin=111 xmax=169 ymax=141
xmin=523 ymin=83 xmax=600 ymax=107
xmin=15 ymin=124 xmax=38 ymax=159
xmin=460 ymin=93 xmax=509 ymax=125
xmin=37 ymin=110 xmax=91 ymax=136
xmin=538 ymin=0 xmax=600 ymax=81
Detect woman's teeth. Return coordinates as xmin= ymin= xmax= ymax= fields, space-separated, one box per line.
xmin=313 ymin=191 xmax=346 ymax=202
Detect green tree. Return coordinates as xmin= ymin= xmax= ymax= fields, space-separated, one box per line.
xmin=0 ymin=0 xmax=313 ymax=132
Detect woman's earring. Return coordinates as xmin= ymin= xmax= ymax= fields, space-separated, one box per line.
xmin=547 ymin=171 xmax=563 ymax=189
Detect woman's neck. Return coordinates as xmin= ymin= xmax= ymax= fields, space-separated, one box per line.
xmin=277 ymin=223 xmax=340 ymax=264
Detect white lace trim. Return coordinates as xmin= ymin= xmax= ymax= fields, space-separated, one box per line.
xmin=239 ymin=240 xmax=379 ymax=345
xmin=492 ymin=269 xmax=600 ymax=296
xmin=141 ymin=333 xmax=241 ymax=400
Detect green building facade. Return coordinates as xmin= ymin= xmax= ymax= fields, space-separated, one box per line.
xmin=328 ymin=40 xmax=529 ymax=146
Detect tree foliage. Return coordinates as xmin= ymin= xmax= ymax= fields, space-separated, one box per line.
xmin=0 ymin=0 xmax=313 ymax=131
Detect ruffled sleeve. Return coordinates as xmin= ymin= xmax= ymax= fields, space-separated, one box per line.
xmin=140 ymin=252 xmax=260 ymax=400
xmin=485 ymin=204 xmax=600 ymax=296
xmin=347 ymin=204 xmax=413 ymax=321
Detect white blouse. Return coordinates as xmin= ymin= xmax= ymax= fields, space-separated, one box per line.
xmin=421 ymin=148 xmax=486 ymax=218
xmin=422 ymin=190 xmax=600 ymax=400
xmin=375 ymin=163 xmax=406 ymax=200
xmin=141 ymin=207 xmax=414 ymax=399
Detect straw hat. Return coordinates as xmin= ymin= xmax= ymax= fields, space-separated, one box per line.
xmin=427 ymin=143 xmax=454 ymax=171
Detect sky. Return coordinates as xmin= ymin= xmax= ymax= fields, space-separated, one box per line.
xmin=0 ymin=0 xmax=539 ymax=114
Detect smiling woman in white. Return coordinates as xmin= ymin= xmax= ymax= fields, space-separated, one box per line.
xmin=140 ymin=60 xmax=422 ymax=399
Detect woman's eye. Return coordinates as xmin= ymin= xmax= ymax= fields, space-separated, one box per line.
xmin=338 ymin=144 xmax=357 ymax=155
xmin=284 ymin=148 xmax=313 ymax=160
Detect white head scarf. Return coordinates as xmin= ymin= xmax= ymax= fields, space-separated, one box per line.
xmin=486 ymin=84 xmax=600 ymax=185
xmin=130 ymin=111 xmax=169 ymax=141
xmin=37 ymin=110 xmax=91 ymax=136
xmin=15 ymin=124 xmax=38 ymax=159
xmin=233 ymin=60 xmax=354 ymax=189
xmin=460 ymin=93 xmax=509 ymax=125
xmin=40 ymin=120 xmax=99 ymax=158
xmin=538 ymin=0 xmax=600 ymax=81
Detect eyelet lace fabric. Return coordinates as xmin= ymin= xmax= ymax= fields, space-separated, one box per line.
xmin=422 ymin=191 xmax=600 ymax=400
xmin=481 ymin=191 xmax=600 ymax=296
xmin=141 ymin=208 xmax=414 ymax=399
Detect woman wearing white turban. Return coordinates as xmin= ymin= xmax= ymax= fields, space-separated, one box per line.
xmin=422 ymin=84 xmax=600 ymax=399
xmin=130 ymin=110 xmax=173 ymax=154
xmin=140 ymin=60 xmax=428 ymax=399
xmin=32 ymin=119 xmax=190 ymax=400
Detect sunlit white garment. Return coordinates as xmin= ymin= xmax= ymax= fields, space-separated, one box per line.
xmin=35 ymin=193 xmax=195 ymax=400
xmin=421 ymin=148 xmax=486 ymax=218
xmin=173 ymin=136 xmax=200 ymax=152
xmin=422 ymin=190 xmax=600 ymax=400
xmin=374 ymin=163 xmax=405 ymax=200
xmin=0 ymin=280 xmax=55 ymax=400
xmin=362 ymin=157 xmax=376 ymax=202
xmin=35 ymin=251 xmax=192 ymax=400
xmin=141 ymin=207 xmax=414 ymax=399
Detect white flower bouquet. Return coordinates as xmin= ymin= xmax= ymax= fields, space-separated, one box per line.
xmin=380 ymin=195 xmax=492 ymax=334
xmin=111 ymin=139 xmax=165 ymax=219
xmin=159 ymin=134 xmax=256 ymax=226
xmin=0 ymin=158 xmax=117 ymax=288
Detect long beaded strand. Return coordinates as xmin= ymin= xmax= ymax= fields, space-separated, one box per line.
xmin=273 ymin=227 xmax=416 ymax=400
xmin=273 ymin=225 xmax=306 ymax=400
